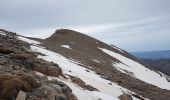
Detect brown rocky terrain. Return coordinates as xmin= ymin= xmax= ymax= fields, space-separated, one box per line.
xmin=0 ymin=29 xmax=78 ymax=100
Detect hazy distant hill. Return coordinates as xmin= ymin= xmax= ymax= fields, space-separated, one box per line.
xmin=132 ymin=50 xmax=170 ymax=59
xmin=142 ymin=59 xmax=170 ymax=76
xmin=132 ymin=50 xmax=170 ymax=76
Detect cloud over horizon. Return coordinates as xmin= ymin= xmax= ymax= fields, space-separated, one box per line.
xmin=0 ymin=0 xmax=170 ymax=51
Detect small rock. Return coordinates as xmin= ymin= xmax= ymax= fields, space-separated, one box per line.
xmin=12 ymin=65 xmax=21 ymax=70
xmin=56 ymin=94 xmax=67 ymax=100
xmin=86 ymin=70 xmax=90 ymax=72
xmin=62 ymin=85 xmax=72 ymax=93
xmin=0 ymin=65 xmax=3 ymax=70
xmin=47 ymin=90 xmax=55 ymax=100
xmin=49 ymin=84 xmax=63 ymax=93
xmin=27 ymin=89 xmax=46 ymax=98
xmin=0 ymin=60 xmax=6 ymax=65
xmin=16 ymin=90 xmax=26 ymax=100
xmin=118 ymin=93 xmax=133 ymax=100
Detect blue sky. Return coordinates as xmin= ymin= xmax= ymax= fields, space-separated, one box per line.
xmin=0 ymin=0 xmax=170 ymax=52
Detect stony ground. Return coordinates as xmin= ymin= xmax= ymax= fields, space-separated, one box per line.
xmin=0 ymin=30 xmax=78 ymax=100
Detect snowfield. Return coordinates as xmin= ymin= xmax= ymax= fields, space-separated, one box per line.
xmin=31 ymin=45 xmax=137 ymax=100
xmin=18 ymin=36 xmax=146 ymax=100
xmin=99 ymin=48 xmax=170 ymax=90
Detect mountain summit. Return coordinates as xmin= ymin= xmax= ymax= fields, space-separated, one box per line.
xmin=1 ymin=29 xmax=170 ymax=100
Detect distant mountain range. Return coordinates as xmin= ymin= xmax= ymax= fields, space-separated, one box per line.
xmin=132 ymin=50 xmax=170 ymax=59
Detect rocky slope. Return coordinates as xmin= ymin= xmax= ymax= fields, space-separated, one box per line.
xmin=1 ymin=29 xmax=170 ymax=100
xmin=0 ymin=29 xmax=77 ymax=100
xmin=40 ymin=29 xmax=170 ymax=99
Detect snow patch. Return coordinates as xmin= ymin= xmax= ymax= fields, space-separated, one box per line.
xmin=17 ymin=36 xmax=40 ymax=44
xmin=92 ymin=59 xmax=100 ymax=63
xmin=60 ymin=45 xmax=71 ymax=49
xmin=99 ymin=48 xmax=170 ymax=90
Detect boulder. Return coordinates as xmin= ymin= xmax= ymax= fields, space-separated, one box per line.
xmin=0 ymin=47 xmax=15 ymax=54
xmin=118 ymin=93 xmax=133 ymax=100
xmin=0 ymin=60 xmax=6 ymax=65
xmin=0 ymin=73 xmax=39 ymax=98
xmin=69 ymin=75 xmax=98 ymax=91
xmin=32 ymin=62 xmax=65 ymax=78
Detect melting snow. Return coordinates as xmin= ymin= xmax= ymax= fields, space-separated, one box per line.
xmin=18 ymin=36 xmax=40 ymax=44
xmin=99 ymin=48 xmax=170 ymax=90
xmin=35 ymin=72 xmax=99 ymax=100
xmin=60 ymin=45 xmax=71 ymax=49
xmin=31 ymin=45 xmax=141 ymax=100
xmin=18 ymin=36 xmax=146 ymax=100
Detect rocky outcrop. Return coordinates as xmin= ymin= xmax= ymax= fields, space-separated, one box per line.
xmin=31 ymin=61 xmax=66 ymax=78
xmin=68 ymin=75 xmax=98 ymax=91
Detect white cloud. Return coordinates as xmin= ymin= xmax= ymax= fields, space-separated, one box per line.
xmin=0 ymin=0 xmax=170 ymax=51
